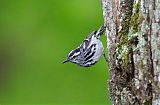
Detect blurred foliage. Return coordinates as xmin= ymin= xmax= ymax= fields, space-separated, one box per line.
xmin=0 ymin=0 xmax=111 ymax=104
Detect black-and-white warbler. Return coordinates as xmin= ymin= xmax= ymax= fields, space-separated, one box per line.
xmin=63 ymin=25 xmax=107 ymax=67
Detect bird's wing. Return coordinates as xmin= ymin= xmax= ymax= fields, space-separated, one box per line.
xmin=79 ymin=31 xmax=97 ymax=61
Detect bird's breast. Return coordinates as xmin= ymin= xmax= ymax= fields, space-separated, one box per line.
xmin=89 ymin=37 xmax=104 ymax=61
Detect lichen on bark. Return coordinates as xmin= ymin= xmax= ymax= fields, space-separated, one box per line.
xmin=102 ymin=0 xmax=160 ymax=104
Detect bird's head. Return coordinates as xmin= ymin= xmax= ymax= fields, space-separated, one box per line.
xmin=63 ymin=48 xmax=81 ymax=64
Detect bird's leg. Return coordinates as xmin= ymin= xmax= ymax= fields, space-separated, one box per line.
xmin=103 ymin=53 xmax=108 ymax=62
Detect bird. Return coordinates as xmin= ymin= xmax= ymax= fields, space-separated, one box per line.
xmin=63 ymin=25 xmax=107 ymax=67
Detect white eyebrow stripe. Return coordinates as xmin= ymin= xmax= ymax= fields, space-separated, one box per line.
xmin=74 ymin=52 xmax=80 ymax=56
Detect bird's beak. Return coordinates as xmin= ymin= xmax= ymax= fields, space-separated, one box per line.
xmin=62 ymin=59 xmax=69 ymax=64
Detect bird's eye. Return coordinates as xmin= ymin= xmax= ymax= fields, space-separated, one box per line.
xmin=72 ymin=56 xmax=76 ymax=59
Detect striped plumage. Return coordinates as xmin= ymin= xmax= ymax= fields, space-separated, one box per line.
xmin=63 ymin=25 xmax=106 ymax=67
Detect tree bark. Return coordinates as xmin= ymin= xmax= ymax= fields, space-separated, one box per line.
xmin=102 ymin=0 xmax=160 ymax=104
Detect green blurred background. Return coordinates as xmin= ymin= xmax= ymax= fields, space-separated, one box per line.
xmin=0 ymin=0 xmax=111 ymax=104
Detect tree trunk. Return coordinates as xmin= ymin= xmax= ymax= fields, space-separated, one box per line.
xmin=101 ymin=0 xmax=160 ymax=104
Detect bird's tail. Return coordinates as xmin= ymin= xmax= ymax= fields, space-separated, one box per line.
xmin=96 ymin=24 xmax=106 ymax=38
